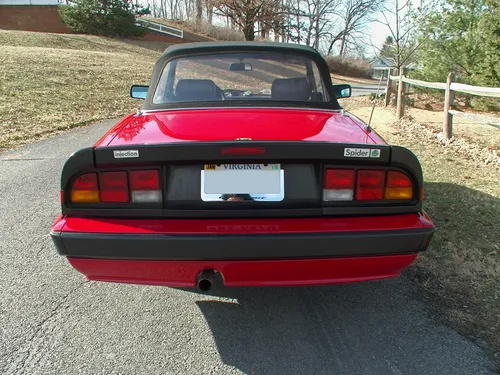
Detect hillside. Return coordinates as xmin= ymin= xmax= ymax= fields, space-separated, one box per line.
xmin=0 ymin=30 xmax=161 ymax=150
xmin=142 ymin=17 xmax=244 ymax=42
xmin=1 ymin=28 xmax=380 ymax=150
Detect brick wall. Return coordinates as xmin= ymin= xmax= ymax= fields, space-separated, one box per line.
xmin=140 ymin=30 xmax=184 ymax=44
xmin=0 ymin=6 xmax=207 ymax=44
xmin=0 ymin=5 xmax=71 ymax=33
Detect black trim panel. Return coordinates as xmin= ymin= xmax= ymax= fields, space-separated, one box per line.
xmin=61 ymin=206 xmax=421 ymax=218
xmin=60 ymin=142 xmax=424 ymax=218
xmin=52 ymin=228 xmax=434 ymax=261
xmin=93 ymin=141 xmax=391 ymax=167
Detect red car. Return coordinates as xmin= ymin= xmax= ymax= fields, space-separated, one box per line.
xmin=50 ymin=41 xmax=434 ymax=291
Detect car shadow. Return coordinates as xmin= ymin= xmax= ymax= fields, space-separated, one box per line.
xmin=172 ymin=182 xmax=499 ymax=374
xmin=175 ymin=278 xmax=493 ymax=374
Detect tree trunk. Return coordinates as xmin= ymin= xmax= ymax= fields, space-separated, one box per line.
xmin=206 ymin=0 xmax=212 ymax=24
xmin=339 ymin=35 xmax=346 ymax=57
xmin=243 ymin=24 xmax=255 ymax=40
xmin=327 ymin=33 xmax=342 ymax=55
xmin=196 ymin=0 xmax=202 ymax=24
xmin=296 ymin=0 xmax=300 ymax=43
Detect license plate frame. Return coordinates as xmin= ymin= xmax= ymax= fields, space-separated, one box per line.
xmin=201 ymin=163 xmax=284 ymax=202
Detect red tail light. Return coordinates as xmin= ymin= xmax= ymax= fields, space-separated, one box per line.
xmin=130 ymin=170 xmax=160 ymax=190
xmin=70 ymin=169 xmax=162 ymax=204
xmin=129 ymin=170 xmax=161 ymax=203
xmin=385 ymin=171 xmax=413 ymax=200
xmin=99 ymin=172 xmax=129 ymax=203
xmin=71 ymin=173 xmax=100 ymax=203
xmin=324 ymin=169 xmax=355 ymax=189
xmin=72 ymin=173 xmax=98 ymax=190
xmin=356 ymin=170 xmax=385 ymax=200
xmin=323 ymin=168 xmax=413 ymax=202
xmin=323 ymin=169 xmax=355 ymax=201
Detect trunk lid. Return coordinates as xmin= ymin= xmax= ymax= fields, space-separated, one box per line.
xmin=105 ymin=108 xmax=380 ymax=147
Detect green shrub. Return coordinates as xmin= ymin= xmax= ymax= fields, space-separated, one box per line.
xmin=470 ymin=97 xmax=500 ymax=112
xmin=59 ymin=0 xmax=146 ymax=38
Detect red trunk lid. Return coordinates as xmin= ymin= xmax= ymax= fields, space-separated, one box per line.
xmin=101 ymin=108 xmax=383 ymax=147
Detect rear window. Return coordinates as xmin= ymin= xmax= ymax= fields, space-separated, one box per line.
xmin=152 ymin=52 xmax=330 ymax=104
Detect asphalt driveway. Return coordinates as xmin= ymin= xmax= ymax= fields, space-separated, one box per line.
xmin=0 ymin=120 xmax=496 ymax=374
xmin=351 ymin=84 xmax=386 ymax=96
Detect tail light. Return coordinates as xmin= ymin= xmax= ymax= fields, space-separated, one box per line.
xmin=70 ymin=169 xmax=161 ymax=204
xmin=70 ymin=173 xmax=100 ymax=203
xmin=385 ymin=171 xmax=413 ymax=200
xmin=129 ymin=170 xmax=161 ymax=203
xmin=323 ymin=168 xmax=414 ymax=202
xmin=99 ymin=171 xmax=129 ymax=203
xmin=356 ymin=170 xmax=385 ymax=200
xmin=323 ymin=169 xmax=355 ymax=201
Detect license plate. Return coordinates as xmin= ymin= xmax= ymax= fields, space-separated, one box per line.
xmin=201 ymin=164 xmax=284 ymax=202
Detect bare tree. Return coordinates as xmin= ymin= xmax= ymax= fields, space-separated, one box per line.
xmin=326 ymin=0 xmax=383 ymax=55
xmin=206 ymin=0 xmax=214 ymax=23
xmin=370 ymin=0 xmax=420 ymax=71
xmin=287 ymin=0 xmax=340 ymax=48
xmin=196 ymin=0 xmax=203 ymax=22
xmin=255 ymin=0 xmax=288 ymax=39
xmin=213 ymin=0 xmax=276 ymax=40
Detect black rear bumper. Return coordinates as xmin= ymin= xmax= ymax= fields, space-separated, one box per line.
xmin=51 ymin=227 xmax=434 ymax=261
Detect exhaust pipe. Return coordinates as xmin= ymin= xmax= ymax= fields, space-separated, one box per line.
xmin=196 ymin=269 xmax=215 ymax=292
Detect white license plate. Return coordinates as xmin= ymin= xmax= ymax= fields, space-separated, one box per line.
xmin=201 ymin=164 xmax=284 ymax=202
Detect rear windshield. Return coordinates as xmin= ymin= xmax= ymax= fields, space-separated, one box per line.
xmin=152 ymin=52 xmax=330 ymax=104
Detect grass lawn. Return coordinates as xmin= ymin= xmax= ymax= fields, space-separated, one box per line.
xmin=0 ymin=30 xmax=160 ymax=150
xmin=342 ymin=96 xmax=500 ymax=355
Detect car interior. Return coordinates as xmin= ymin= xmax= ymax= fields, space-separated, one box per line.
xmin=171 ymin=77 xmax=322 ymax=102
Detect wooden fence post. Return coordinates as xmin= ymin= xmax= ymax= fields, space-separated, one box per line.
xmin=443 ymin=72 xmax=455 ymax=141
xmin=384 ymin=69 xmax=392 ymax=107
xmin=396 ymin=65 xmax=406 ymax=120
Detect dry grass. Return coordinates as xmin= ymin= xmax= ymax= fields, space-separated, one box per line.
xmin=0 ymin=30 xmax=160 ymax=150
xmin=146 ymin=18 xmax=244 ymax=41
xmin=331 ymin=73 xmax=380 ymax=85
xmin=403 ymin=93 xmax=500 ymax=150
xmin=343 ymin=96 xmax=500 ymax=355
xmin=0 ymin=30 xmax=375 ymax=150
xmin=325 ymin=56 xmax=372 ymax=79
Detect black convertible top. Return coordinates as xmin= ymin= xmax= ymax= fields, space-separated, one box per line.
xmin=159 ymin=41 xmax=322 ymax=59
xmin=139 ymin=41 xmax=341 ymax=111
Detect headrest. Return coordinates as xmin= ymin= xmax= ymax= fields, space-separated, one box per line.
xmin=175 ymin=79 xmax=219 ymax=101
xmin=271 ymin=77 xmax=312 ymax=101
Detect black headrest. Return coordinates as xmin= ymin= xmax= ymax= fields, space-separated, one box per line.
xmin=271 ymin=77 xmax=312 ymax=101
xmin=175 ymin=79 xmax=219 ymax=101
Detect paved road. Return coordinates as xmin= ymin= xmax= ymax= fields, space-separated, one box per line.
xmin=0 ymin=120 xmax=497 ymax=375
xmin=351 ymin=83 xmax=386 ymax=97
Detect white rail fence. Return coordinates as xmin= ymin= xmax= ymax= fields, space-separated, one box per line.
xmin=135 ymin=18 xmax=184 ymax=39
xmin=385 ymin=67 xmax=500 ymax=140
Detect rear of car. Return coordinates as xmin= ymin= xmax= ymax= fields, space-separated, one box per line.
xmin=50 ymin=42 xmax=434 ymax=290
xmin=50 ymin=140 xmax=434 ymax=289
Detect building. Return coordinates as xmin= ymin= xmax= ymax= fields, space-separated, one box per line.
xmin=370 ymin=56 xmax=395 ymax=80
xmin=0 ymin=0 xmax=72 ymax=33
xmin=0 ymin=0 xmax=198 ymax=45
